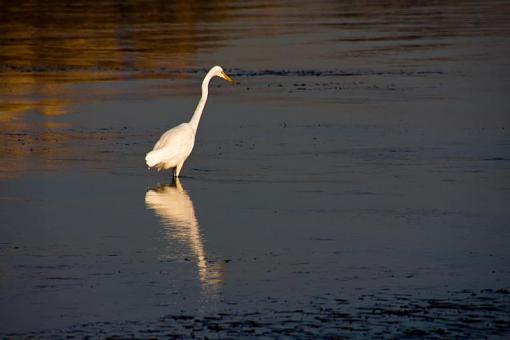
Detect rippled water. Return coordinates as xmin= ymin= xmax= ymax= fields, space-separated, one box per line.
xmin=1 ymin=0 xmax=510 ymax=337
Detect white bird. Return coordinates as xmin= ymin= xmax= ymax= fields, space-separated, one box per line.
xmin=145 ymin=65 xmax=234 ymax=177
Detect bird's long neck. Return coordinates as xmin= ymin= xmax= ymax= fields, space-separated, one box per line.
xmin=189 ymin=70 xmax=214 ymax=132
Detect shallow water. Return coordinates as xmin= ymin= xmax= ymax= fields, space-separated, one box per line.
xmin=1 ymin=0 xmax=510 ymax=337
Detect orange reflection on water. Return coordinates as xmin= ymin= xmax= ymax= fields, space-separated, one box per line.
xmin=145 ymin=179 xmax=225 ymax=296
xmin=0 ymin=0 xmax=251 ymax=123
xmin=0 ymin=0 xmax=245 ymax=177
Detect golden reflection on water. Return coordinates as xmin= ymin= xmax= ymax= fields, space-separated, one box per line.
xmin=0 ymin=0 xmax=248 ymax=178
xmin=0 ymin=0 xmax=239 ymax=119
xmin=145 ymin=179 xmax=224 ymax=296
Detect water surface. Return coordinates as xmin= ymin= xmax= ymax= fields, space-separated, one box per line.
xmin=1 ymin=0 xmax=510 ymax=337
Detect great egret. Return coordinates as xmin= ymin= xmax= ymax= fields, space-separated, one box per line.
xmin=145 ymin=65 xmax=234 ymax=177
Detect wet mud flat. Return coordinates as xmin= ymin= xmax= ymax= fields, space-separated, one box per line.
xmin=1 ymin=64 xmax=510 ymax=337
xmin=4 ymin=289 xmax=509 ymax=338
xmin=1 ymin=72 xmax=510 ymax=337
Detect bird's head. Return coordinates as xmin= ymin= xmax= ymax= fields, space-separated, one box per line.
xmin=211 ymin=65 xmax=235 ymax=84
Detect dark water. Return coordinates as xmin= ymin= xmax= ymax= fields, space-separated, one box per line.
xmin=1 ymin=0 xmax=510 ymax=337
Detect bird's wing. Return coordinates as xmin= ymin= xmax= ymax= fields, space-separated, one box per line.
xmin=147 ymin=123 xmax=195 ymax=168
xmin=153 ymin=123 xmax=194 ymax=151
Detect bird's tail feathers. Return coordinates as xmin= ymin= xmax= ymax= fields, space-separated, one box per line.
xmin=145 ymin=150 xmax=164 ymax=168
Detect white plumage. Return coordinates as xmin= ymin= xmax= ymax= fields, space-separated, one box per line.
xmin=145 ymin=65 xmax=234 ymax=177
xmin=146 ymin=123 xmax=195 ymax=171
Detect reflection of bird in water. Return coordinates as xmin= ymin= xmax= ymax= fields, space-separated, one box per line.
xmin=145 ymin=65 xmax=234 ymax=177
xmin=145 ymin=178 xmax=224 ymax=295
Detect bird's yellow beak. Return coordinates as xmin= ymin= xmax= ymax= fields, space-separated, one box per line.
xmin=220 ymin=70 xmax=235 ymax=84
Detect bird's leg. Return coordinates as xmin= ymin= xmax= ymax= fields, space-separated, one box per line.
xmin=174 ymin=162 xmax=184 ymax=178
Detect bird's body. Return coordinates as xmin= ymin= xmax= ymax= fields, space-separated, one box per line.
xmin=145 ymin=65 xmax=234 ymax=177
xmin=146 ymin=123 xmax=195 ymax=174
